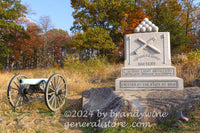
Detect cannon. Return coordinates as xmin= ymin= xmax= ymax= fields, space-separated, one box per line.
xmin=7 ymin=73 xmax=67 ymax=112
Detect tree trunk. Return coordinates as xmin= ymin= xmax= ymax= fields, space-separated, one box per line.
xmin=4 ymin=54 xmax=9 ymax=71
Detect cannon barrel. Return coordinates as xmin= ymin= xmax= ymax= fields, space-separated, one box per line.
xmin=18 ymin=78 xmax=48 ymax=85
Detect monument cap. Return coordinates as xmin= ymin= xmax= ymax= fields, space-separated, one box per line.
xmin=134 ymin=18 xmax=159 ymax=33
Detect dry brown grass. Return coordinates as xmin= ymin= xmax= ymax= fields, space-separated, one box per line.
xmin=175 ymin=65 xmax=197 ymax=86
xmin=0 ymin=63 xmax=122 ymax=132
xmin=172 ymin=53 xmax=200 ymax=86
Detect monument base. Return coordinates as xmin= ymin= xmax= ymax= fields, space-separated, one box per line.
xmin=115 ymin=77 xmax=184 ymax=90
xmin=121 ymin=66 xmax=176 ymax=77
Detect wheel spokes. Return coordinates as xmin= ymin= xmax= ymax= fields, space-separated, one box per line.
xmin=7 ymin=74 xmax=30 ymax=108
xmin=10 ymin=92 xmax=18 ymax=96
xmin=57 ymin=96 xmax=61 ymax=107
xmin=58 ymin=83 xmax=65 ymax=90
xmin=51 ymin=81 xmax=56 ymax=91
xmin=45 ymin=74 xmax=67 ymax=111
xmin=57 ymin=76 xmax=60 ymax=87
xmin=55 ymin=77 xmax=57 ymax=89
xmin=49 ymin=94 xmax=55 ymax=102
xmin=15 ymin=96 xmax=21 ymax=107
xmin=58 ymin=95 xmax=64 ymax=104
xmin=12 ymin=94 xmax=20 ymax=101
xmin=11 ymin=87 xmax=18 ymax=90
xmin=54 ymin=96 xmax=57 ymax=108
xmin=51 ymin=95 xmax=55 ymax=108
xmin=48 ymin=91 xmax=55 ymax=96
xmin=20 ymin=96 xmax=23 ymax=106
xmin=57 ymin=77 xmax=62 ymax=88
xmin=14 ymin=81 xmax=20 ymax=89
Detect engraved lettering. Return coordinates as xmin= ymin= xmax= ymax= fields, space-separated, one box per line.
xmin=134 ymin=54 xmax=160 ymax=61
xmin=120 ymin=81 xmax=178 ymax=88
xmin=138 ymin=62 xmax=155 ymax=66
xmin=122 ymin=68 xmax=175 ymax=77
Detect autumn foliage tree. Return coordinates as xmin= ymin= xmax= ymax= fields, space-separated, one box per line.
xmin=180 ymin=0 xmax=200 ymax=50
xmin=23 ymin=22 xmax=43 ymax=68
xmin=141 ymin=0 xmax=199 ymax=52
xmin=0 ymin=0 xmax=27 ymax=69
xmin=12 ymin=19 xmax=43 ymax=69
xmin=71 ymin=0 xmax=137 ymax=56
xmin=46 ymin=29 xmax=70 ymax=66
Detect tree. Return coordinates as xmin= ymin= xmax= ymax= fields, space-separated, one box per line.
xmin=12 ymin=20 xmax=43 ymax=69
xmin=39 ymin=16 xmax=53 ymax=67
xmin=70 ymin=0 xmax=137 ymax=45
xmin=0 ymin=0 xmax=27 ymax=69
xmin=24 ymin=22 xmax=43 ymax=68
xmin=46 ymin=29 xmax=70 ymax=66
xmin=120 ymin=6 xmax=148 ymax=34
xmin=180 ymin=0 xmax=200 ymax=49
xmin=142 ymin=0 xmax=191 ymax=52
xmin=72 ymin=27 xmax=115 ymax=60
xmin=39 ymin=16 xmax=53 ymax=34
xmin=180 ymin=0 xmax=197 ymax=36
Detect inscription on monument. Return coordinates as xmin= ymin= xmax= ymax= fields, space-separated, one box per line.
xmin=120 ymin=81 xmax=178 ymax=88
xmin=138 ymin=62 xmax=155 ymax=66
xmin=134 ymin=54 xmax=160 ymax=61
xmin=122 ymin=68 xmax=175 ymax=77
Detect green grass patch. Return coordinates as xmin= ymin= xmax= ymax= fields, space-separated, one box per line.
xmin=37 ymin=109 xmax=55 ymax=117
xmin=35 ymin=129 xmax=45 ymax=133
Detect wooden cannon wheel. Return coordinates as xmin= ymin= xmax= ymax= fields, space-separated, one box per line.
xmin=7 ymin=74 xmax=30 ymax=108
xmin=44 ymin=73 xmax=67 ymax=112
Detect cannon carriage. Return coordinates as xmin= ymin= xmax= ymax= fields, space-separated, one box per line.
xmin=7 ymin=73 xmax=67 ymax=112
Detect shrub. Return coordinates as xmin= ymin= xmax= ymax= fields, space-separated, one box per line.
xmin=63 ymin=54 xmax=109 ymax=77
xmin=172 ymin=49 xmax=200 ymax=86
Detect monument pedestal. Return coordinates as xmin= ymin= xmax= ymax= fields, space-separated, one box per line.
xmin=116 ymin=66 xmax=184 ymax=90
xmin=116 ymin=77 xmax=183 ymax=90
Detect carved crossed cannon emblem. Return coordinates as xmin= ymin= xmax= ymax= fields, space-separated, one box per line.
xmin=134 ymin=37 xmax=160 ymax=54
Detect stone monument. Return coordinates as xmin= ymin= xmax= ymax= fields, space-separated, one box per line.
xmin=115 ymin=18 xmax=184 ymax=90
xmin=82 ymin=19 xmax=200 ymax=125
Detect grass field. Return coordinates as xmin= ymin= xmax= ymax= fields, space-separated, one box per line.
xmin=0 ymin=61 xmax=123 ymax=132
xmin=0 ymin=55 xmax=200 ymax=132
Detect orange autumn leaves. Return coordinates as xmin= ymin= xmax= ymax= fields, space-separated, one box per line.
xmin=120 ymin=6 xmax=149 ymax=34
xmin=116 ymin=6 xmax=148 ymax=57
xmin=13 ymin=18 xmax=69 ymax=68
